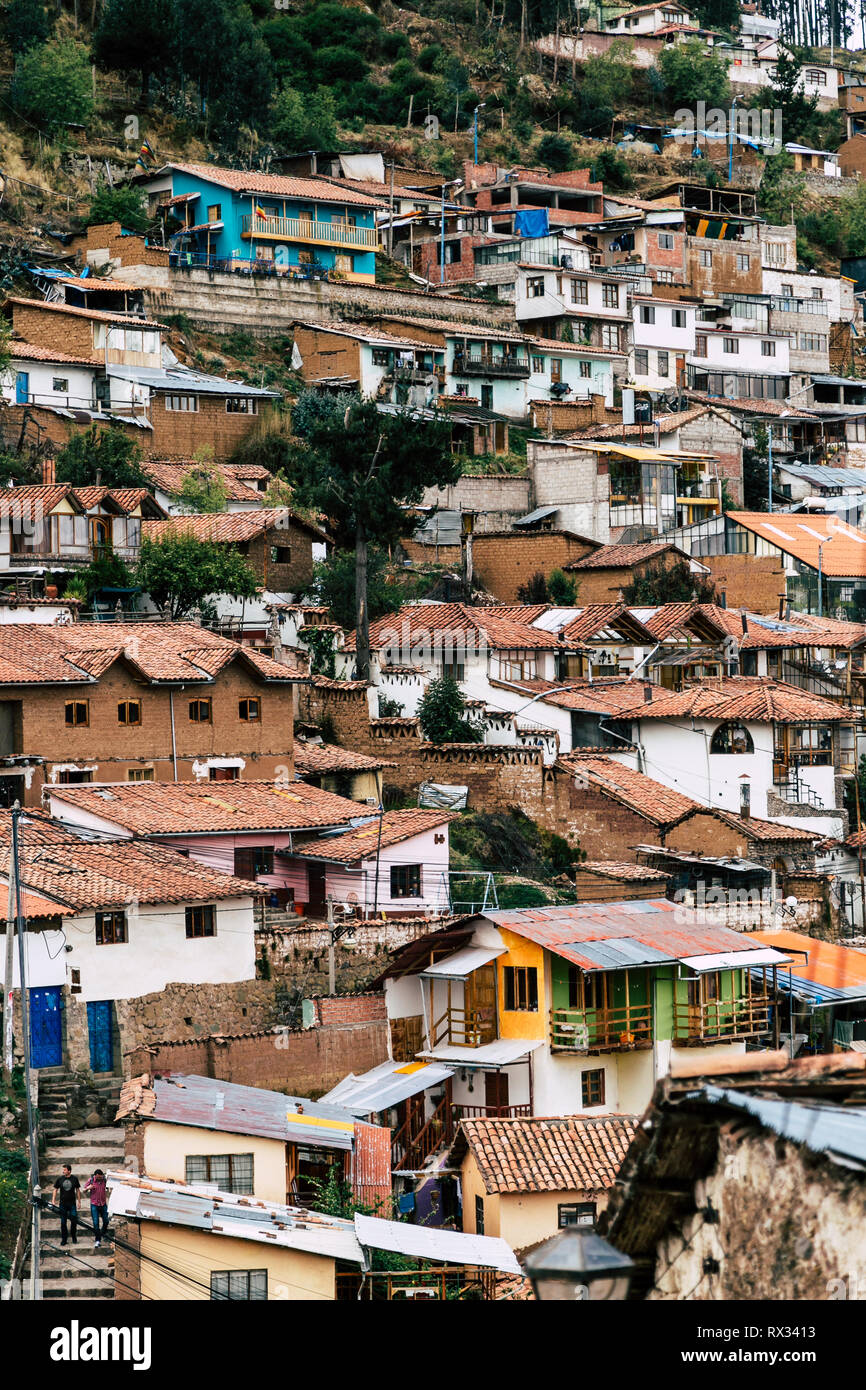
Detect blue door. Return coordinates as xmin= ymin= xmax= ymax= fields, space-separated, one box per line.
xmin=29 ymin=987 xmax=63 ymax=1068
xmin=87 ymin=1000 xmax=114 ymax=1073
xmin=15 ymin=372 xmax=29 ymax=405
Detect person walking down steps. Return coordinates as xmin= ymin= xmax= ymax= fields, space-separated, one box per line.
xmin=53 ymin=1164 xmax=81 ymax=1247
xmin=84 ymin=1169 xmax=110 ymax=1248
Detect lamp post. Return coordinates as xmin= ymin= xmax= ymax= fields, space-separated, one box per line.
xmin=523 ymin=1227 xmax=634 ymax=1301
xmin=473 ymin=103 xmax=486 ymax=165
xmin=817 ymin=539 xmax=825 ymax=618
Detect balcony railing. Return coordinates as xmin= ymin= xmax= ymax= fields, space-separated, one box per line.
xmin=431 ymin=1006 xmax=493 ymax=1049
xmin=391 ymin=1093 xmax=454 ymax=1171
xmin=672 ymin=995 xmax=773 ymax=1044
xmin=452 ymin=1103 xmax=532 ymax=1121
xmin=452 ymin=350 xmax=530 ymax=378
xmin=240 ymin=215 xmax=379 ymax=250
xmin=550 ymin=1004 xmax=653 ymax=1052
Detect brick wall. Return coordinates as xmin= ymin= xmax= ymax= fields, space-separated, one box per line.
xmin=413 ymin=233 xmax=490 ymax=285
xmin=113 ymin=1219 xmax=142 ymax=1301
xmin=528 ymin=395 xmax=615 ymax=435
xmin=11 ymin=301 xmax=98 ymax=358
xmin=686 ymin=238 xmax=763 ymax=297
xmin=149 ymin=395 xmax=277 ymax=461
xmin=77 ymin=222 xmax=170 ymax=270
xmin=311 ymin=993 xmax=387 ymax=1025
xmin=570 ymin=551 xmax=683 ymax=605
xmin=470 ymin=531 xmax=598 ymax=601
xmin=420 ymin=473 xmax=532 ymax=520
xmin=293 ymin=325 xmax=362 ymax=384
xmin=699 ymin=554 xmax=787 ymax=611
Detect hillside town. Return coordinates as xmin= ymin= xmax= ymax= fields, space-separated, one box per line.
xmin=0 ymin=0 xmax=865 ymax=1331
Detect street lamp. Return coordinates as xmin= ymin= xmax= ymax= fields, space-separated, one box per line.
xmin=473 ymin=103 xmax=487 ymax=165
xmin=523 ymin=1227 xmax=634 ymax=1301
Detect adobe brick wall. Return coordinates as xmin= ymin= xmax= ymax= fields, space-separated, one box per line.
xmin=113 ymin=1218 xmax=142 ymax=1301
xmin=293 ymin=325 xmax=362 ymax=384
xmin=148 ymin=395 xmax=278 ymax=461
xmin=11 ymin=661 xmax=296 ymax=803
xmin=313 ymin=993 xmax=386 ymax=1025
xmin=225 ymin=523 xmax=314 ymax=592
xmin=570 ymin=551 xmax=683 ymax=605
xmin=11 ymin=301 xmax=99 ymax=358
xmin=528 ymin=395 xmax=616 ymax=434
xmin=470 ymin=531 xmax=598 ymax=601
xmin=124 ymin=1017 xmax=390 ymax=1097
xmin=76 ymin=222 xmax=170 ymax=270
xmin=699 ymin=554 xmax=787 ymax=612
xmin=687 ymin=239 xmax=763 ymax=297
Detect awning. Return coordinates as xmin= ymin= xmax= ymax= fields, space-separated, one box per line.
xmin=420 ymin=946 xmax=505 ymax=980
xmin=354 ymin=1213 xmax=523 ymax=1275
xmin=321 ymin=1060 xmax=454 ymax=1116
xmin=514 ymin=505 xmax=560 ymax=527
xmin=418 ymin=1039 xmax=543 ymax=1067
xmin=681 ymin=949 xmax=791 ymax=972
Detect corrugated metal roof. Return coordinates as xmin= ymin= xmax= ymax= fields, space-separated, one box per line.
xmin=777 ymin=463 xmax=866 ymax=488
xmin=322 ymin=1060 xmax=455 ymax=1116
xmin=419 ymin=1039 xmax=545 ymax=1066
xmin=514 ymin=505 xmax=561 ymax=527
xmin=696 ymin=1087 xmax=866 ymax=1169
xmin=354 ymin=1213 xmax=523 ymax=1275
xmin=143 ymin=1074 xmax=357 ymax=1150
xmin=421 ymin=946 xmax=505 ymax=979
xmin=747 ymin=930 xmax=866 ymax=1004
xmin=571 ymin=937 xmax=672 ymax=969
xmin=682 ymin=948 xmax=790 ymax=972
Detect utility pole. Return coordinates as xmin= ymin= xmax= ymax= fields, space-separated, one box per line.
xmin=326 ymin=895 xmax=336 ymax=996
xmin=12 ymin=808 xmax=39 ymax=1299
xmin=387 ymin=159 xmax=396 ymax=259
xmin=3 ymin=870 xmax=14 ymax=1087
xmin=854 ymin=780 xmax=866 ymax=933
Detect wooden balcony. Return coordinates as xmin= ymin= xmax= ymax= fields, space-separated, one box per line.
xmin=240 ymin=214 xmax=379 ymax=250
xmin=431 ymin=1005 xmax=494 ymax=1049
xmin=452 ymin=1103 xmax=531 ymax=1120
xmin=672 ymin=995 xmax=773 ymax=1045
xmin=550 ymin=1004 xmax=653 ymax=1053
xmin=452 ymin=350 xmax=530 ymax=379
xmin=391 ymin=1091 xmax=454 ymax=1171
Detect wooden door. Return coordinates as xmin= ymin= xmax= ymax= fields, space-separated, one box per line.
xmin=307 ymin=864 xmax=326 ymax=918
xmin=465 ymin=964 xmax=496 ymax=1044
xmin=484 ymin=1071 xmax=509 ymax=1116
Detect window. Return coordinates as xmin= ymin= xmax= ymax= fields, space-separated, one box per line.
xmin=581 ymin=1068 xmax=605 ymax=1108
xmin=207 ymin=204 xmax=222 ymax=223
xmin=658 ymin=232 xmax=674 ymax=250
xmin=655 ymin=270 xmax=674 ymax=283
xmin=57 ymin=769 xmax=93 ymax=784
xmin=634 ymin=349 xmax=649 ymax=375
xmin=210 ymin=766 xmax=239 ymax=781
xmin=800 ymin=333 xmax=827 ymax=353
xmin=128 ymin=767 xmax=154 ymax=781
xmin=765 ymin=241 xmax=786 ymax=265
xmin=239 ymin=698 xmax=261 ymax=721
xmin=532 ymin=355 xmax=544 ymax=373
xmin=699 ymin=249 xmax=713 ymax=268
xmin=189 ymin=699 xmax=212 ymax=723
xmin=90 ymin=516 xmax=110 ymax=552
xmin=527 ymin=276 xmax=545 ymax=298
xmin=710 ymin=721 xmax=754 ymax=754
xmin=390 ymin=864 xmax=421 ymax=899
xmin=226 ymin=398 xmax=257 ymax=414
xmin=270 ymin=545 xmax=291 ymax=564
xmin=164 ymin=395 xmax=198 ymax=411
xmin=437 ymin=240 xmax=461 ymax=265
xmin=805 ymin=68 xmax=826 ymax=84
xmin=570 ymin=279 xmax=588 ymax=305
xmin=95 ymin=911 xmax=127 ymax=945
xmin=65 ymin=700 xmax=89 ymax=727
xmin=52 ymin=377 xmax=69 ymax=392
xmin=656 ymin=350 xmax=669 ymax=377
xmin=185 ymin=905 xmax=215 ymax=938
xmin=602 ymin=283 xmax=619 ymax=308
xmin=474 ymin=1195 xmax=485 ymax=1235
xmin=761 ymin=340 xmax=776 ymax=357
xmin=601 ymin=325 xmax=619 ymax=351
xmin=639 ymin=305 xmax=655 ymax=324
xmin=117 ymin=700 xmax=141 ymax=726
xmin=781 ymin=283 xmax=793 ymax=296
xmin=811 ymin=287 xmax=823 ymax=300
xmin=549 ymin=358 xmax=562 ymax=384
xmin=671 ymin=309 xmax=686 ymax=328
xmin=503 ymin=965 xmax=538 ymax=1012
xmin=723 ymin=337 xmax=738 ymax=354
xmin=234 ymin=846 xmax=274 ymax=879
xmin=372 ymin=348 xmax=390 ymax=366
xmin=186 ymin=1153 xmax=253 ymax=1194
xmin=559 ymin=1202 xmax=597 ymax=1228
xmin=210 ymin=1269 xmax=267 ymax=1301
xmin=442 ymin=660 xmax=465 ymax=681
xmin=736 ymin=253 xmax=750 ymax=272
xmin=579 ymin=361 xmax=591 ymax=378
xmin=695 ymin=334 xmax=708 ymax=357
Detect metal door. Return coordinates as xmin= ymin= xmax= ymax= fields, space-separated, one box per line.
xmin=15 ymin=372 xmax=29 ymax=405
xmin=29 ymin=987 xmax=63 ymax=1068
xmin=87 ymin=1000 xmax=114 ymax=1073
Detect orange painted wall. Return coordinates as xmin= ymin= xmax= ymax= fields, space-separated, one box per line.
xmin=495 ymin=928 xmax=547 ymax=1042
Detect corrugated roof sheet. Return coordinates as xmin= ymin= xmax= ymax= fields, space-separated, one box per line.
xmin=354 ymin=1213 xmax=523 ymax=1275
xmin=747 ymin=929 xmax=866 ymax=1004
xmin=696 ymin=1087 xmax=866 ymax=1169
xmin=322 ymin=1060 xmax=455 ymax=1116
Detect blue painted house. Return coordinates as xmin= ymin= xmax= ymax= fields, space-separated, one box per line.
xmin=146 ymin=162 xmax=383 ymax=282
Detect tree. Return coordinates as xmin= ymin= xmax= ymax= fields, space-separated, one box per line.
xmin=135 ymin=533 xmax=258 ymax=619
xmin=313 ymin=547 xmax=390 ymax=629
xmin=288 ymin=394 xmax=460 ymax=680
xmin=12 ymin=38 xmax=94 ymax=132
xmin=516 ymin=571 xmax=549 ymax=603
xmin=56 ymin=426 xmax=146 ymax=489
xmin=174 ymin=460 xmax=229 ymax=513
xmin=756 ymin=49 xmax=818 ymax=146
xmin=689 ymin=0 xmax=739 ymax=29
xmin=93 ymin=0 xmax=176 ymax=97
xmin=88 ymin=185 xmax=149 ymax=234
xmin=537 ymin=133 xmax=573 ymax=173
xmin=548 ymin=569 xmax=578 ymax=605
xmin=270 ymin=84 xmax=337 ymax=151
xmin=743 ymin=425 xmax=772 ymax=511
xmin=656 ymin=39 xmax=730 ymax=106
xmin=3 ymin=0 xmax=54 ymax=56
xmin=417 ymin=674 xmax=482 ymax=745
xmin=592 ymin=148 xmax=634 ymax=191
xmin=621 ymin=560 xmax=717 ymax=605
xmin=758 ymin=150 xmax=807 ymax=227
xmin=580 ymin=42 xmax=634 ymax=111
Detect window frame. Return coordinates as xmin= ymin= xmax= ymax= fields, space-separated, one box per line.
xmin=185 ymin=904 xmax=216 ymax=939
xmin=186 ymin=1152 xmax=254 ymax=1194
xmin=65 ymin=700 xmax=89 ymax=727
xmin=558 ymin=1201 xmax=597 ymax=1228
xmin=95 ymin=910 xmax=127 ymax=945
xmin=238 ymin=698 xmax=261 ymax=722
xmin=210 ymin=1269 xmax=267 ymax=1301
xmin=117 ymin=699 xmax=142 ymax=727
xmin=503 ymin=964 xmax=539 ymax=1013
xmin=189 ymin=698 xmax=213 ymax=724
xmin=390 ymin=864 xmax=422 ymax=899
xmin=581 ymin=1068 xmax=606 ymax=1108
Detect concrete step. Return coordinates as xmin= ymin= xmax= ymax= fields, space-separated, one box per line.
xmin=45 ymin=1127 xmax=123 ymax=1146
xmin=34 ymin=1283 xmax=115 ymax=1300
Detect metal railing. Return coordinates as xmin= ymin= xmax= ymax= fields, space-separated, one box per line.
xmin=550 ymin=1004 xmax=653 ymax=1051
xmin=452 ymin=350 xmax=530 ymax=378
xmin=240 ymin=215 xmax=378 ymax=249
xmin=672 ymin=995 xmax=773 ymax=1043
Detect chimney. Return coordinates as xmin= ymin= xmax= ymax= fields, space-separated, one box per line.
xmin=741 ymin=610 xmax=748 ymax=636
xmin=42 ymin=457 xmax=56 ymax=486
xmin=643 ymin=682 xmax=653 ymax=703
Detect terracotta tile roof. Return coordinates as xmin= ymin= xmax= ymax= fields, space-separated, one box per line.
xmin=49 ymin=779 xmax=367 ymax=835
xmin=557 ymin=753 xmax=698 ymax=826
xmin=566 ymin=408 xmax=711 ymax=440
xmin=293 ymin=741 xmax=395 ymax=774
xmin=637 ymin=602 xmax=729 ymax=641
xmin=71 ymin=486 xmax=164 ymax=516
xmin=613 ymin=675 xmax=853 ymax=723
xmin=0 ymin=819 xmax=257 ymax=910
xmin=693 ymin=605 xmax=866 ymax=650
xmin=141 ymin=460 xmax=271 ymax=504
xmin=474 ymin=604 xmax=551 ymax=622
xmin=567 ymin=542 xmax=687 ymax=571
xmin=0 ymin=484 xmax=76 ymax=516
xmin=726 ymin=511 xmax=866 ymax=579
xmin=685 ymin=391 xmax=818 ymax=420
xmin=0 ymin=622 xmax=303 ymax=686
xmin=163 ymin=162 xmax=383 ymax=208
xmin=294 ymin=320 xmax=443 ymax=352
xmin=578 ymin=861 xmax=670 ymax=880
xmin=451 ymin=1115 xmax=639 ymax=1195
xmin=317 ymin=174 xmax=441 ymax=204
xmin=294 ymin=809 xmax=456 ymax=864
xmin=679 ymin=808 xmax=822 ymax=843
xmin=9 ymin=340 xmax=100 ymax=366
xmin=346 ymin=603 xmax=573 ymax=654
xmin=142 ymin=507 xmax=329 ymax=545
xmin=57 ymin=275 xmax=142 ymax=292
xmin=4 ymin=296 xmax=165 ymax=329
xmin=509 ymin=676 xmax=655 ymax=717
xmin=558 ymin=604 xmax=657 ymax=643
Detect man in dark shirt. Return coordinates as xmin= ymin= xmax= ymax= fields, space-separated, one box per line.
xmin=53 ymin=1164 xmax=81 ymax=1246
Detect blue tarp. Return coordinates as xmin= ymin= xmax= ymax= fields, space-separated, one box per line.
xmin=514 ymin=208 xmax=549 ymax=239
